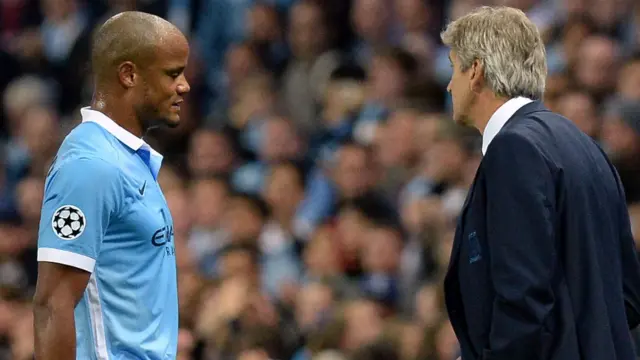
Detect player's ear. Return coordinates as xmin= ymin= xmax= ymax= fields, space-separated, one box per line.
xmin=118 ymin=61 xmax=137 ymax=89
xmin=469 ymin=59 xmax=485 ymax=94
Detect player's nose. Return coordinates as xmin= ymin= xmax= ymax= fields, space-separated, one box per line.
xmin=177 ymin=77 xmax=190 ymax=95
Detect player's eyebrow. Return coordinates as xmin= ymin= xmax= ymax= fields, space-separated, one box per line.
xmin=165 ymin=66 xmax=185 ymax=75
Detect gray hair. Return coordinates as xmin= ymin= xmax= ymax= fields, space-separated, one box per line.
xmin=441 ymin=6 xmax=547 ymax=100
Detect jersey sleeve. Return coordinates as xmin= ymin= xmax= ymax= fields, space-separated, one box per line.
xmin=37 ymin=157 xmax=123 ymax=273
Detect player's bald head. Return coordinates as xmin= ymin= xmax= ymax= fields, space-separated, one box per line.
xmin=91 ymin=11 xmax=185 ymax=83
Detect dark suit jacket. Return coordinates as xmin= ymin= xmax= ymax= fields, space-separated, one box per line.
xmin=445 ymin=101 xmax=640 ymax=360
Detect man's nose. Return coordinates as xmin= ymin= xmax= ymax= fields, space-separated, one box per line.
xmin=177 ymin=77 xmax=190 ymax=94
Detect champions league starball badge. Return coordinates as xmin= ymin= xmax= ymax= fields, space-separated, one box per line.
xmin=52 ymin=205 xmax=86 ymax=240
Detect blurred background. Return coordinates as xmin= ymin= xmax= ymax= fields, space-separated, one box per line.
xmin=0 ymin=0 xmax=639 ymax=359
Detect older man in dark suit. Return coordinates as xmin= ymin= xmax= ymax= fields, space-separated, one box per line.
xmin=441 ymin=6 xmax=640 ymax=360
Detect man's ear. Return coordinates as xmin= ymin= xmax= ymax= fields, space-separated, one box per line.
xmin=468 ymin=59 xmax=485 ymax=93
xmin=118 ymin=61 xmax=137 ymax=88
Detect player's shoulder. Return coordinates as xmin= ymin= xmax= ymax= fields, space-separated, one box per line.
xmin=57 ymin=121 xmax=125 ymax=165
xmin=46 ymin=155 xmax=123 ymax=191
xmin=48 ymin=124 xmax=124 ymax=185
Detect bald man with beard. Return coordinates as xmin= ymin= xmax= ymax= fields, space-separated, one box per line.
xmin=33 ymin=12 xmax=190 ymax=360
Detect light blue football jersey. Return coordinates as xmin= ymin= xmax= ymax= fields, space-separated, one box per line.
xmin=37 ymin=107 xmax=178 ymax=360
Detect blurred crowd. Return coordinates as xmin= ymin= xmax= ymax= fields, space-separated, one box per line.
xmin=1 ymin=0 xmax=640 ymax=359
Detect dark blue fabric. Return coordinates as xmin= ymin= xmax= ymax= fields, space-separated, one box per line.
xmin=445 ymin=101 xmax=640 ymax=360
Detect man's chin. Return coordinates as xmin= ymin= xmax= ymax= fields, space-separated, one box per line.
xmin=165 ymin=117 xmax=181 ymax=128
xmin=145 ymin=116 xmax=180 ymax=131
xmin=452 ymin=115 xmax=465 ymax=126
xmin=453 ymin=114 xmax=474 ymax=128
xmin=161 ymin=113 xmax=181 ymax=128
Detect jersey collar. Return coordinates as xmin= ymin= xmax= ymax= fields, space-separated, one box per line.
xmin=80 ymin=107 xmax=161 ymax=157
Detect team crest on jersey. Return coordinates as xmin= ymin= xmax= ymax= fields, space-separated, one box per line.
xmin=52 ymin=205 xmax=86 ymax=240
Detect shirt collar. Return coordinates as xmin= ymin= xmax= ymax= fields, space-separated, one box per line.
xmin=80 ymin=107 xmax=161 ymax=157
xmin=482 ymin=97 xmax=533 ymax=155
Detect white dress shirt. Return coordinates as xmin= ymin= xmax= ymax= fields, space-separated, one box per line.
xmin=482 ymin=97 xmax=533 ymax=155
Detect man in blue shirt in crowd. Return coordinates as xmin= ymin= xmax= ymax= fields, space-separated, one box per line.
xmin=32 ymin=11 xmax=190 ymax=360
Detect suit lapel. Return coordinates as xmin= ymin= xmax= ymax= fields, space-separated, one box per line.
xmin=446 ymin=100 xmax=547 ymax=275
xmin=447 ymin=165 xmax=481 ymax=273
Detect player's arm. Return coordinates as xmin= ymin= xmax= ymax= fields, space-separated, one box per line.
xmin=482 ymin=132 xmax=557 ymax=360
xmin=33 ymin=157 xmax=122 ymax=360
xmin=33 ymin=263 xmax=91 ymax=360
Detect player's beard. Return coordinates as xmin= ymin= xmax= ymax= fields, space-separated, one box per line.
xmin=138 ymin=85 xmax=179 ymax=133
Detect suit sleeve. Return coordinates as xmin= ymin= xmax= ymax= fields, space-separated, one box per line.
xmin=482 ymin=132 xmax=557 ymax=360
xmin=612 ymin=172 xmax=640 ymax=329
xmin=621 ymin=206 xmax=640 ymax=329
xmin=37 ymin=157 xmax=123 ymax=273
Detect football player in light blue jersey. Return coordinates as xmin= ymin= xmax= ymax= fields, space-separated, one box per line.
xmin=33 ymin=11 xmax=190 ymax=360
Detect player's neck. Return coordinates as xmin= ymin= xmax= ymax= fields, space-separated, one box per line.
xmin=91 ymin=95 xmax=144 ymax=138
xmin=472 ymin=94 xmax=508 ymax=135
